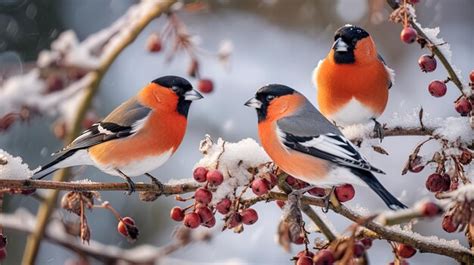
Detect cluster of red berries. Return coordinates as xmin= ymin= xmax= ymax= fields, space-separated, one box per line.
xmin=117 ymin=216 xmax=139 ymax=242
xmin=295 ymin=238 xmax=373 ymax=265
xmin=170 ymin=167 xmax=259 ymax=230
xmin=396 ymin=243 xmax=417 ymax=261
xmin=400 ymin=6 xmax=473 ymax=116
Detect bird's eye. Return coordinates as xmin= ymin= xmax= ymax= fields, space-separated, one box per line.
xmin=171 ymin=86 xmax=179 ymax=92
xmin=266 ymin=95 xmax=275 ymax=101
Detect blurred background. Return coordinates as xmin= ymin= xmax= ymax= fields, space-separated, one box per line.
xmin=0 ymin=0 xmax=473 ymax=264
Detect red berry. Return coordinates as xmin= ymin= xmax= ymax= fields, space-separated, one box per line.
xmin=202 ymin=216 xmax=216 ymax=228
xmin=442 ymin=215 xmax=457 ymax=233
xmin=428 ymin=80 xmax=447 ymax=97
xmin=197 ymin=79 xmax=214 ymax=94
xmin=361 ymin=238 xmax=373 ymax=249
xmin=241 ymin=208 xmax=258 ymax=225
xmin=297 ymin=250 xmax=315 ymax=259
xmin=0 ymin=248 xmax=6 ymax=261
xmin=408 ymin=155 xmax=424 ymax=173
xmin=418 ymin=54 xmax=437 ymax=73
xmin=469 ymin=70 xmax=474 ymax=83
xmin=420 ymin=201 xmax=442 ymax=217
xmin=293 ymin=180 xmax=309 ymax=189
xmin=170 ymin=206 xmax=185 ymax=222
xmin=183 ymin=212 xmax=201 ymax=229
xmin=454 ymin=97 xmax=472 ymax=116
xmin=195 ymin=206 xmax=214 ymax=223
xmin=146 ymin=34 xmax=162 ymax=52
xmin=0 ymin=235 xmax=6 ymax=249
xmin=335 ymin=184 xmax=355 ymax=202
xmin=400 ymin=27 xmax=417 ymax=44
xmin=276 ymin=200 xmax=286 ymax=209
xmin=216 ymin=198 xmax=232 ymax=214
xmin=285 ymin=175 xmax=297 ymax=186
xmin=194 ymin=188 xmax=212 ymax=204
xmin=251 ymin=178 xmax=270 ymax=196
xmin=425 ymin=173 xmax=450 ymax=192
xmin=407 ymin=0 xmax=420 ymax=4
xmin=296 ymin=256 xmax=313 ymax=265
xmin=292 ymin=235 xmax=305 ymax=245
xmin=193 ymin=167 xmax=208 ymax=183
xmin=227 ymin=212 xmax=242 ymax=229
xmin=396 ymin=244 xmax=417 ymax=258
xmin=353 ymin=241 xmax=365 ymax=257
xmin=308 ymin=187 xmax=326 ymax=197
xmin=314 ymin=249 xmax=335 ymax=265
xmin=117 ymin=217 xmax=139 ymax=240
xmin=207 ymin=170 xmax=224 ymax=186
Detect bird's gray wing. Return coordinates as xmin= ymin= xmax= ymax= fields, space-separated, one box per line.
xmin=53 ymin=98 xmax=152 ymax=156
xmin=276 ymin=105 xmax=385 ymax=174
xmin=378 ymin=53 xmax=395 ymax=89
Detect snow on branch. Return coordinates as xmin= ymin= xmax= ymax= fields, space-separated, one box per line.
xmin=0 ymin=209 xmax=210 ymax=264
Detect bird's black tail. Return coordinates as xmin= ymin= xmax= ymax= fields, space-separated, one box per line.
xmin=351 ymin=168 xmax=407 ymax=210
xmin=33 ymin=151 xmax=75 ymax=180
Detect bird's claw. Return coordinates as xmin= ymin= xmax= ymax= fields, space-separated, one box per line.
xmin=373 ymin=119 xmax=384 ymax=142
xmin=125 ymin=178 xmax=136 ymax=195
xmin=145 ymin=173 xmax=164 ymax=194
xmin=322 ymin=186 xmax=336 ymax=213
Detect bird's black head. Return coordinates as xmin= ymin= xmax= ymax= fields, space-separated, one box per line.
xmin=244 ymin=84 xmax=294 ymax=122
xmin=152 ymin=75 xmax=203 ymax=117
xmin=332 ymin=25 xmax=369 ymax=64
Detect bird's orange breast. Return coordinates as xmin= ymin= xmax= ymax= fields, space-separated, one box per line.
xmin=89 ymin=111 xmax=187 ymax=167
xmin=258 ymin=121 xmax=329 ymax=182
xmin=316 ymin=54 xmax=389 ymax=118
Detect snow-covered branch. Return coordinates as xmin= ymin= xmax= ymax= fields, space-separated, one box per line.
xmin=0 ymin=209 xmax=210 ymax=264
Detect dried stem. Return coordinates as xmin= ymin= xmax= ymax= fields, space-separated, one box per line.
xmin=21 ymin=1 xmax=178 ymax=264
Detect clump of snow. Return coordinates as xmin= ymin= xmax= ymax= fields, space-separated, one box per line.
xmin=386 ymin=224 xmax=469 ymax=253
xmin=0 ymin=149 xmax=33 ymax=179
xmin=442 ymin=184 xmax=474 ymax=203
xmin=194 ymin=135 xmax=271 ymax=202
xmin=433 ymin=117 xmax=473 ymax=142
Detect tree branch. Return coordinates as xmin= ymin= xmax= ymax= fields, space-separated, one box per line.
xmin=6 ymin=178 xmax=470 ymax=263
xmin=22 ymin=1 xmax=178 ymax=264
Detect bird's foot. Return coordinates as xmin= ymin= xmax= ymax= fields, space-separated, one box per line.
xmin=145 ymin=173 xmax=164 ymax=193
xmin=373 ymin=119 xmax=384 ymax=142
xmin=321 ymin=186 xmax=336 ymax=213
xmin=116 ymin=169 xmax=136 ymax=195
xmin=125 ymin=177 xmax=136 ymax=195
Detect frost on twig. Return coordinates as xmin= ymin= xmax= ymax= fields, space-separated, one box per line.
xmin=0 ymin=149 xmax=33 ymax=180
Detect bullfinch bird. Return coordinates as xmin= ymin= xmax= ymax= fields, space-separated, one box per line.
xmin=33 ymin=76 xmax=203 ymax=193
xmin=245 ymin=84 xmax=406 ymax=210
xmin=313 ymin=25 xmax=394 ymax=140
